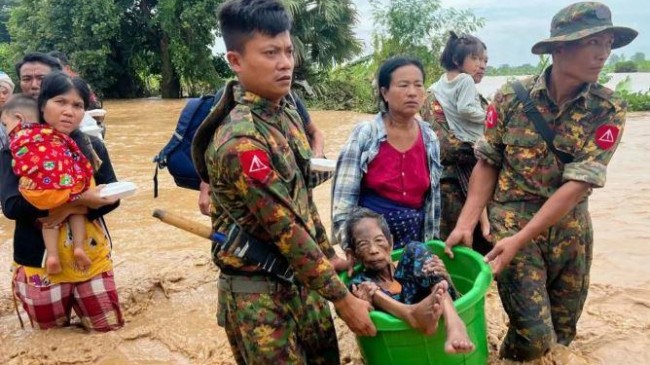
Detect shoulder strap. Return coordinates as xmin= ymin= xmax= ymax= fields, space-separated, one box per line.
xmin=511 ymin=81 xmax=574 ymax=164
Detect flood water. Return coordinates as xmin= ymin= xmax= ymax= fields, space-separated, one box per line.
xmin=0 ymin=99 xmax=648 ymax=365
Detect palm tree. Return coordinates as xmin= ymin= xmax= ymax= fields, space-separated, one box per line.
xmin=282 ymin=0 xmax=363 ymax=81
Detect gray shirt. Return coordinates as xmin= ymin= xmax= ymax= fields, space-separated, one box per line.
xmin=430 ymin=73 xmax=486 ymax=142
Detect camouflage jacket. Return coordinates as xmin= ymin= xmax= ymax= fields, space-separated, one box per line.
xmin=475 ymin=66 xmax=627 ymax=203
xmin=421 ymin=91 xmax=488 ymax=180
xmin=203 ymin=81 xmax=347 ymax=301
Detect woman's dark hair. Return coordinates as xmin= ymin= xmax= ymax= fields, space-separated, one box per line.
xmin=218 ymin=0 xmax=291 ymax=53
xmin=344 ymin=207 xmax=393 ymax=251
xmin=440 ymin=31 xmax=487 ymax=72
xmin=377 ymin=56 xmax=425 ymax=111
xmin=38 ymin=71 xmax=99 ymax=171
xmin=37 ymin=71 xmax=91 ymax=124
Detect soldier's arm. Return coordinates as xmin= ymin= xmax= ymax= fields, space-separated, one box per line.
xmin=216 ymin=137 xmax=348 ymax=302
xmin=514 ymin=101 xmax=627 ymax=247
xmin=445 ymin=89 xmax=506 ymax=255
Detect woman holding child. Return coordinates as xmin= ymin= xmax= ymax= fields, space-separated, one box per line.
xmin=332 ymin=56 xmax=441 ymax=250
xmin=0 ymin=71 xmax=124 ymax=331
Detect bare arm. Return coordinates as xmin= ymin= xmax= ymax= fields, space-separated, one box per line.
xmin=304 ymin=122 xmax=325 ymax=158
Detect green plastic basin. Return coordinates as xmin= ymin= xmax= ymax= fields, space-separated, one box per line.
xmin=339 ymin=240 xmax=493 ymax=365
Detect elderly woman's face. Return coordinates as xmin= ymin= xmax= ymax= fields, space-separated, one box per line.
xmin=381 ymin=65 xmax=425 ymax=117
xmin=0 ymin=85 xmax=12 ymax=107
xmin=42 ymin=89 xmax=85 ymax=135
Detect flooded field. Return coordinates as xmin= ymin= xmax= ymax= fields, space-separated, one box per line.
xmin=0 ymin=99 xmax=648 ymax=365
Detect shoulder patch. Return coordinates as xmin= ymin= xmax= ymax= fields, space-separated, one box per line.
xmin=594 ymin=124 xmax=619 ymax=150
xmin=485 ymin=105 xmax=498 ymax=129
xmin=240 ymin=149 xmax=272 ymax=182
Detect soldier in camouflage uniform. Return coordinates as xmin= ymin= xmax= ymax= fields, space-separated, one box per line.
xmin=444 ymin=2 xmax=637 ymax=361
xmin=421 ymin=90 xmax=492 ymax=255
xmin=191 ymin=1 xmax=375 ymax=364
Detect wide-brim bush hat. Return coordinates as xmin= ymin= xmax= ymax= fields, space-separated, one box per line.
xmin=532 ymin=1 xmax=638 ymax=55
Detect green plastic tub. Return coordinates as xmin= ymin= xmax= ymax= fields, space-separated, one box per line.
xmin=339 ymin=240 xmax=493 ymax=365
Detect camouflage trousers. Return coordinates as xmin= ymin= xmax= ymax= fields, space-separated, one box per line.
xmin=439 ymin=178 xmax=492 ymax=255
xmin=217 ymin=273 xmax=340 ymax=365
xmin=490 ymin=200 xmax=593 ymax=362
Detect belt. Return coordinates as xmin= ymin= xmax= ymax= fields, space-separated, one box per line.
xmin=218 ymin=273 xmax=288 ymax=294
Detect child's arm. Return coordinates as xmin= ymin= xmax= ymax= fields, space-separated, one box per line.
xmin=456 ymin=76 xmax=486 ymax=124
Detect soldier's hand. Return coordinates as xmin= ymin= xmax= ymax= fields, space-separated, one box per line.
xmin=198 ymin=181 xmax=211 ymax=216
xmin=484 ymin=236 xmax=523 ymax=275
xmin=444 ymin=226 xmax=473 ymax=259
xmin=334 ymin=293 xmax=377 ymax=337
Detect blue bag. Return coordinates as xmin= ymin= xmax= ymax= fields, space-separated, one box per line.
xmin=153 ymin=95 xmax=216 ymax=197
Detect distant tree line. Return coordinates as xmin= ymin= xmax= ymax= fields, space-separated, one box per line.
xmin=0 ymin=0 xmax=361 ymax=99
xmin=487 ymin=52 xmax=650 ymax=76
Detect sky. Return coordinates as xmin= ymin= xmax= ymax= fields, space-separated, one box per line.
xmin=352 ymin=0 xmax=649 ymax=67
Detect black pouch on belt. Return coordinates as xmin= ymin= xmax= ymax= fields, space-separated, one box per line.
xmin=214 ymin=224 xmax=295 ymax=283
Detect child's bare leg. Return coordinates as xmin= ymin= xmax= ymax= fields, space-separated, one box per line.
xmin=70 ymin=214 xmax=91 ymax=271
xmin=441 ymin=290 xmax=475 ymax=354
xmin=42 ymin=228 xmax=62 ymax=274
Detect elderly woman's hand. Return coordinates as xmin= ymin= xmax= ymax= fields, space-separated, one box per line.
xmin=423 ymin=255 xmax=451 ymax=281
xmin=79 ymin=184 xmax=119 ymax=209
xmin=351 ymin=281 xmax=380 ymax=304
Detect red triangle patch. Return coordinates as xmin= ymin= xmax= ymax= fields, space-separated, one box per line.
xmin=485 ymin=105 xmax=498 ymax=129
xmin=240 ymin=150 xmax=271 ymax=182
xmin=594 ymin=124 xmax=619 ymax=150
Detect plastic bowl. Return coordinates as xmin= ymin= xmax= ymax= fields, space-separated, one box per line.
xmin=339 ymin=240 xmax=493 ymax=365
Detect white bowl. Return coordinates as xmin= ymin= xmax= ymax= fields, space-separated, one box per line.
xmin=99 ymin=181 xmax=137 ymax=199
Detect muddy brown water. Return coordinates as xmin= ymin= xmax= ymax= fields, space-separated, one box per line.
xmin=0 ymin=99 xmax=648 ymax=365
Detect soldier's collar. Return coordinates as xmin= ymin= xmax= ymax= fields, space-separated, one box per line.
xmin=533 ymin=66 xmax=591 ymax=109
xmin=234 ymin=85 xmax=288 ymax=117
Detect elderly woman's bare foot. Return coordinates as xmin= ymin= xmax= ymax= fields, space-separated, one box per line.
xmin=405 ymin=281 xmax=446 ymax=335
xmin=444 ymin=319 xmax=475 ymax=354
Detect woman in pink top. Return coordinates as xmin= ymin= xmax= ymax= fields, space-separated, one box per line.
xmin=332 ymin=56 xmax=442 ymax=250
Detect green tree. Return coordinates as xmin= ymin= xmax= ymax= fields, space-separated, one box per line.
xmin=7 ymin=0 xmax=120 ymax=93
xmin=0 ymin=0 xmax=19 ymax=42
xmin=614 ymin=60 xmax=638 ymax=73
xmin=370 ymin=0 xmax=484 ymax=82
xmin=283 ymin=0 xmax=363 ymax=81
xmin=630 ymin=52 xmax=645 ymax=63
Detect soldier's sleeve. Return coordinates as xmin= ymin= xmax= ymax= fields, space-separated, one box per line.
xmin=216 ymin=137 xmax=348 ymax=301
xmin=562 ymin=100 xmax=626 ymax=188
xmin=475 ymin=86 xmax=509 ymax=167
xmin=421 ymin=92 xmax=476 ymax=166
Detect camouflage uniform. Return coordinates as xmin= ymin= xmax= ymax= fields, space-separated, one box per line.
xmin=421 ymin=92 xmax=492 ymax=255
xmin=197 ymin=81 xmax=347 ymax=365
xmin=476 ymin=68 xmax=626 ymax=361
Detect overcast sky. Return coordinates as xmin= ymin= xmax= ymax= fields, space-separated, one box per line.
xmin=353 ymin=0 xmax=648 ymax=67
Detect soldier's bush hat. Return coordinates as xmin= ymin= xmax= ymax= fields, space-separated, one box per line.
xmin=532 ymin=1 xmax=638 ymax=55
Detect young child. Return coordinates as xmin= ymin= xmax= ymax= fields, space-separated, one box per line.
xmin=1 ymin=94 xmax=94 ymax=274
xmin=346 ymin=207 xmax=474 ymax=354
xmin=431 ymin=31 xmax=491 ymax=241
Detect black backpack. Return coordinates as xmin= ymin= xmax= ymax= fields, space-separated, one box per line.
xmin=153 ymin=95 xmax=216 ymax=197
